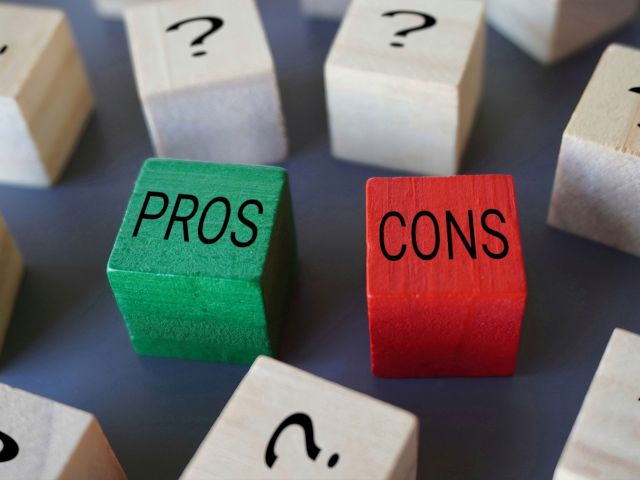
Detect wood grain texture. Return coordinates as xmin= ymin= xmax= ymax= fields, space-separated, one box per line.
xmin=0 ymin=214 xmax=23 ymax=354
xmin=107 ymin=159 xmax=296 ymax=364
xmin=124 ymin=0 xmax=287 ymax=164
xmin=300 ymin=0 xmax=350 ymax=19
xmin=180 ymin=356 xmax=418 ymax=479
xmin=0 ymin=3 xmax=94 ymax=187
xmin=486 ymin=0 xmax=638 ymax=65
xmin=0 ymin=384 xmax=126 ymax=480
xmin=366 ymin=175 xmax=527 ymax=377
xmin=553 ymin=329 xmax=640 ymax=479
xmin=548 ymin=44 xmax=640 ymax=257
xmin=325 ymin=0 xmax=485 ymax=175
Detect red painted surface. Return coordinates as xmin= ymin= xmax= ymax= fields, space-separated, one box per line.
xmin=366 ymin=175 xmax=527 ymax=377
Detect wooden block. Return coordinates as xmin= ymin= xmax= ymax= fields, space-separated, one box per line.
xmin=300 ymin=0 xmax=350 ymax=19
xmin=548 ymin=44 xmax=640 ymax=257
xmin=180 ymin=356 xmax=418 ymax=479
xmin=0 ymin=384 xmax=126 ymax=479
xmin=366 ymin=175 xmax=527 ymax=378
xmin=325 ymin=0 xmax=485 ymax=176
xmin=486 ymin=0 xmax=638 ymax=65
xmin=124 ymin=0 xmax=287 ymax=165
xmin=107 ymin=159 xmax=296 ymax=364
xmin=554 ymin=329 xmax=640 ymax=479
xmin=0 ymin=3 xmax=94 ymax=187
xmin=93 ymin=0 xmax=178 ymax=19
xmin=0 ymin=214 xmax=23 ymax=354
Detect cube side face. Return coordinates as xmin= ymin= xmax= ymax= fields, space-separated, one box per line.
xmin=0 ymin=217 xmax=23 ymax=352
xmin=554 ymin=329 xmax=640 ymax=479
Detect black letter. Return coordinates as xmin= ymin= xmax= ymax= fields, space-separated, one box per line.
xmin=198 ymin=197 xmax=231 ymax=245
xmin=231 ymin=199 xmax=263 ymax=248
xmin=133 ymin=191 xmax=168 ymax=237
xmin=446 ymin=210 xmax=477 ymax=260
xmin=380 ymin=211 xmax=406 ymax=261
xmin=411 ymin=211 xmax=440 ymax=260
xmin=481 ymin=209 xmax=509 ymax=259
xmin=164 ymin=194 xmax=199 ymax=241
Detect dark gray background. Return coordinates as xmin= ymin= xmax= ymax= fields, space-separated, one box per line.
xmin=1 ymin=1 xmax=639 ymax=478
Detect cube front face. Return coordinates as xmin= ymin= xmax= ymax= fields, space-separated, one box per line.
xmin=107 ymin=159 xmax=296 ymax=364
xmin=325 ymin=0 xmax=484 ymax=175
xmin=181 ymin=356 xmax=418 ymax=480
xmin=0 ymin=4 xmax=93 ymax=187
xmin=366 ymin=175 xmax=527 ymax=377
xmin=554 ymin=329 xmax=640 ymax=480
xmin=548 ymin=45 xmax=640 ymax=256
xmin=125 ymin=0 xmax=287 ymax=164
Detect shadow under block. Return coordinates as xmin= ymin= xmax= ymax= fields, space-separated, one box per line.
xmin=0 ymin=384 xmax=126 ymax=480
xmin=124 ymin=0 xmax=287 ymax=164
xmin=107 ymin=159 xmax=296 ymax=364
xmin=548 ymin=45 xmax=640 ymax=257
xmin=0 ymin=3 xmax=94 ymax=187
xmin=180 ymin=356 xmax=418 ymax=479
xmin=486 ymin=0 xmax=638 ymax=65
xmin=325 ymin=0 xmax=485 ymax=176
xmin=0 ymin=215 xmax=23 ymax=354
xmin=366 ymin=175 xmax=527 ymax=378
xmin=300 ymin=0 xmax=350 ymax=19
xmin=553 ymin=329 xmax=640 ymax=479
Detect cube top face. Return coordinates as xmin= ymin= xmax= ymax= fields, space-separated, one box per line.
xmin=366 ymin=175 xmax=526 ymax=299
xmin=554 ymin=329 xmax=640 ymax=479
xmin=0 ymin=384 xmax=93 ymax=478
xmin=181 ymin=356 xmax=418 ymax=479
xmin=328 ymin=0 xmax=484 ymax=87
xmin=125 ymin=0 xmax=275 ymax=97
xmin=108 ymin=159 xmax=287 ymax=282
xmin=566 ymin=44 xmax=640 ymax=158
xmin=0 ymin=4 xmax=63 ymax=98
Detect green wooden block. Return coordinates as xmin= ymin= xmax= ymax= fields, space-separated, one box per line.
xmin=107 ymin=159 xmax=297 ymax=364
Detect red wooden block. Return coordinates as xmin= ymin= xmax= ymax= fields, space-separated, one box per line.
xmin=366 ymin=175 xmax=527 ymax=378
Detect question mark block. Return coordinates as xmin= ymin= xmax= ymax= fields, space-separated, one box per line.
xmin=0 ymin=384 xmax=126 ymax=479
xmin=325 ymin=0 xmax=485 ymax=176
xmin=180 ymin=356 xmax=419 ymax=479
xmin=0 ymin=214 xmax=23 ymax=356
xmin=124 ymin=0 xmax=287 ymax=165
xmin=548 ymin=44 xmax=640 ymax=257
xmin=0 ymin=3 xmax=94 ymax=187
xmin=367 ymin=175 xmax=527 ymax=377
xmin=554 ymin=329 xmax=640 ymax=479
xmin=107 ymin=159 xmax=297 ymax=364
xmin=299 ymin=0 xmax=351 ymax=19
xmin=486 ymin=0 xmax=637 ymax=65
xmin=93 ymin=0 xmax=178 ymax=20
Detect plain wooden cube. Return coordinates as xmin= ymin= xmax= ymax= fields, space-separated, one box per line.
xmin=124 ymin=0 xmax=287 ymax=165
xmin=0 ymin=215 xmax=23 ymax=354
xmin=554 ymin=329 xmax=640 ymax=479
xmin=548 ymin=44 xmax=640 ymax=257
xmin=487 ymin=0 xmax=638 ymax=65
xmin=180 ymin=356 xmax=418 ymax=479
xmin=0 ymin=384 xmax=126 ymax=479
xmin=300 ymin=0 xmax=350 ymax=19
xmin=325 ymin=0 xmax=485 ymax=176
xmin=93 ymin=0 xmax=178 ymax=19
xmin=0 ymin=4 xmax=94 ymax=187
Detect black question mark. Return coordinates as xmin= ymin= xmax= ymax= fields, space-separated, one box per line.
xmin=265 ymin=413 xmax=339 ymax=469
xmin=382 ymin=11 xmax=437 ymax=48
xmin=0 ymin=431 xmax=19 ymax=463
xmin=629 ymin=87 xmax=640 ymax=127
xmin=166 ymin=17 xmax=224 ymax=57
xmin=0 ymin=46 xmax=7 ymax=55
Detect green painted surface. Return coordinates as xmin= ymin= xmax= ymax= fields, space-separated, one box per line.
xmin=107 ymin=159 xmax=296 ymax=364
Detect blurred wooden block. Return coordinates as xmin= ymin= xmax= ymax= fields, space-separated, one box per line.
xmin=554 ymin=329 xmax=640 ymax=479
xmin=0 ymin=3 xmax=94 ymax=187
xmin=180 ymin=356 xmax=418 ymax=479
xmin=93 ymin=0 xmax=176 ymax=19
xmin=124 ymin=0 xmax=287 ymax=164
xmin=487 ymin=0 xmax=638 ymax=64
xmin=0 ymin=215 xmax=23 ymax=354
xmin=300 ymin=0 xmax=350 ymax=19
xmin=325 ymin=0 xmax=485 ymax=175
xmin=548 ymin=44 xmax=640 ymax=257
xmin=0 ymin=384 xmax=126 ymax=479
